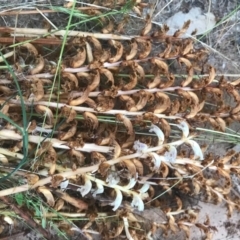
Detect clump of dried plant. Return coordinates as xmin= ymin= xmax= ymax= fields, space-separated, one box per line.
xmin=0 ymin=1 xmax=240 ymax=239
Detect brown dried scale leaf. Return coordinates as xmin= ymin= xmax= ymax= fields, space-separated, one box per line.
xmin=230 ymin=78 xmax=240 ymax=86
xmin=60 ymin=106 xmax=77 ymax=123
xmin=231 ymin=102 xmax=240 ymax=114
xmin=138 ymin=40 xmax=152 ymax=59
xmin=109 ymin=222 xmax=124 ymax=238
xmin=62 ymin=72 xmax=78 ymax=89
xmin=96 ymin=135 xmax=111 ymax=146
xmin=182 ymin=39 xmax=194 ymax=56
xmin=69 ymin=149 xmax=85 ymax=166
xmin=125 ymin=39 xmax=138 ymax=60
xmin=70 ymin=47 xmax=86 ymax=68
xmin=86 ymin=36 xmax=102 ymax=51
xmin=66 ymin=136 xmax=85 ymax=149
xmin=99 ymin=161 xmax=111 ymax=177
xmin=220 ymin=149 xmax=236 ymax=164
xmin=122 ymin=132 xmax=135 ymax=149
xmin=116 ymin=15 xmax=129 ymax=33
xmin=83 ymin=111 xmax=99 ymax=130
xmin=132 ymin=159 xmax=144 ymax=176
xmin=69 ymin=87 xmax=90 ymax=106
xmin=116 ymin=114 xmax=134 ymax=135
xmin=95 ymin=96 xmax=115 ymax=112
xmin=167 ymin=213 xmax=177 ymax=233
xmin=119 ymin=94 xmax=136 ymax=111
xmin=21 ymin=42 xmax=38 ymax=56
xmin=54 ymin=199 xmax=65 ymax=211
xmin=69 ymin=70 xmax=100 ymax=106
xmin=181 ymin=67 xmax=194 ymax=87
xmin=173 ymin=20 xmax=191 ymax=37
xmin=133 ymin=90 xmax=149 ymax=111
xmin=30 ymin=55 xmax=45 ymax=75
xmin=153 ymin=92 xmax=170 ymax=114
xmin=147 ymin=72 xmax=161 ymax=89
xmin=88 ymin=70 xmax=100 ymax=91
xmin=123 ymin=72 xmax=138 ymax=90
xmin=112 ymin=139 xmax=121 ymax=159
xmin=35 ymin=105 xmax=54 ymax=125
xmin=54 ymin=190 xmax=88 ymax=210
xmin=37 ymin=186 xmax=55 ymax=207
xmin=51 ymin=175 xmax=64 ymax=188
xmin=29 ymin=79 xmax=44 ymax=101
xmin=109 ymin=40 xmax=123 ymax=62
xmin=0 ymin=101 xmax=9 ymax=115
xmin=150 ymin=58 xmax=169 ymax=74
xmin=26 ymin=174 xmax=39 ymax=185
xmin=91 ymin=151 xmax=106 ymax=164
xmin=102 ymin=19 xmax=114 ymax=33
xmin=141 ymin=14 xmax=152 ymax=35
xmin=99 ymin=68 xmax=114 ymax=85
xmin=159 ymin=73 xmax=175 ymax=88
xmin=59 ymin=120 xmax=77 ymax=141
xmin=206 ymin=66 xmax=216 ymax=85
xmin=121 ymin=159 xmax=137 ymax=178
xmin=159 ymin=161 xmax=169 ymax=178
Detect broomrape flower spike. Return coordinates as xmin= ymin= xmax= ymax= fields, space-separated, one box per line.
xmin=149 ymin=124 xmax=164 ymax=145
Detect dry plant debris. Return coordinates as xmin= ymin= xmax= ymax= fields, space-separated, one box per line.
xmin=0 ymin=1 xmax=240 ymax=239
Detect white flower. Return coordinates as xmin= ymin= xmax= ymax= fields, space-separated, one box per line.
xmin=124 ymin=178 xmax=137 ymax=190
xmin=138 ymin=183 xmax=150 ymax=194
xmin=131 ymin=192 xmax=144 ymax=211
xmin=122 ymin=217 xmax=134 ymax=240
xmin=110 ymin=188 xmax=123 ymax=211
xmin=77 ymin=177 xmax=92 ymax=197
xmin=164 ymin=145 xmax=177 ymax=163
xmin=149 ymin=124 xmax=165 ymax=146
xmin=186 ymin=139 xmax=204 ymax=160
xmin=148 ymin=152 xmax=163 ymax=171
xmin=106 ymin=171 xmax=120 ymax=186
xmin=133 ymin=140 xmax=148 ymax=153
xmin=149 ymin=124 xmax=164 ymax=145
xmin=176 ymin=120 xmax=189 ymax=138
xmin=60 ymin=179 xmax=69 ymax=190
xmin=92 ymin=181 xmax=104 ymax=197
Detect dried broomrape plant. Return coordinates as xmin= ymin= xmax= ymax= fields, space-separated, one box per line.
xmin=0 ymin=5 xmax=240 ymax=240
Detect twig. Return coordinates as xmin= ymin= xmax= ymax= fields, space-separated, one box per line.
xmin=0 ymin=27 xmax=133 ymax=40
xmin=0 ymin=196 xmax=52 ymax=240
xmin=0 ymin=37 xmax=64 ymax=45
